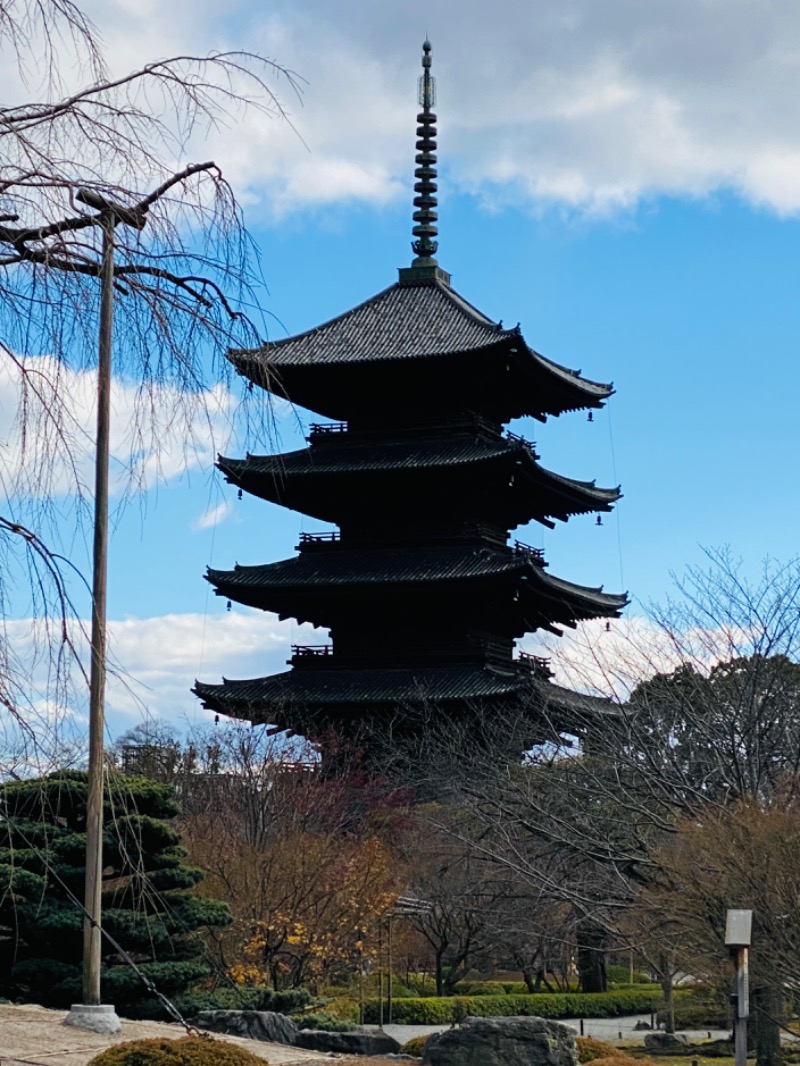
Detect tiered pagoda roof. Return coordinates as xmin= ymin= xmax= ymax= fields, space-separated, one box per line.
xmin=195 ymin=41 xmax=626 ymax=748
xmin=218 ymin=432 xmax=620 ymax=529
xmin=206 ymin=546 xmax=624 ymax=633
xmin=232 ymin=278 xmax=613 ymax=423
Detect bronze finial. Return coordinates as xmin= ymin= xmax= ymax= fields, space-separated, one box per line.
xmin=411 ymin=39 xmax=439 ymax=264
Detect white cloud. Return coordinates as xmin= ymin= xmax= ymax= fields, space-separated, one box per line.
xmin=0 ymin=354 xmax=236 ymax=501
xmin=61 ymin=0 xmax=800 ymax=218
xmin=520 ymin=614 xmax=756 ymax=700
xmin=192 ymin=500 xmax=233 ymax=531
xmin=105 ymin=610 xmax=320 ymax=730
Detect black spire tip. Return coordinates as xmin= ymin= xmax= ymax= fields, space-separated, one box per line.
xmin=399 ymin=39 xmax=451 ymax=287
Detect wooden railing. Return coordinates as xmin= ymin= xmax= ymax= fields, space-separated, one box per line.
xmin=513 ymin=539 xmax=546 ymax=564
xmin=517 ymin=651 xmax=553 ymax=675
xmin=298 ymin=531 xmax=340 ymax=545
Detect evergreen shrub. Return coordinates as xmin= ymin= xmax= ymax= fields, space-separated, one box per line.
xmin=656 ymin=996 xmax=730 ymax=1030
xmin=289 ymin=1012 xmax=358 ymax=1031
xmin=401 ymin=1035 xmax=430 ymax=1057
xmin=134 ymin=986 xmax=311 ymax=1021
xmin=87 ymin=1037 xmax=266 ymax=1066
xmin=363 ymin=987 xmax=682 ymax=1024
xmin=0 ymin=771 xmax=230 ymax=1015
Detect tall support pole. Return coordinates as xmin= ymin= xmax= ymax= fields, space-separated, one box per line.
xmin=725 ymin=909 xmax=752 ymax=1066
xmin=63 ymin=190 xmax=144 ymax=1035
xmin=733 ymin=947 xmax=749 ymax=1066
xmin=82 ymin=208 xmax=115 ymax=1008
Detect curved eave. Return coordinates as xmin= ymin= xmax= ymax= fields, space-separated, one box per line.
xmin=193 ymin=667 xmax=620 ymax=723
xmin=206 ymin=550 xmax=627 ymax=629
xmin=232 ymin=337 xmax=611 ymax=422
xmin=217 ymin=446 xmax=621 ymax=523
xmin=228 ymin=278 xmax=612 ymax=420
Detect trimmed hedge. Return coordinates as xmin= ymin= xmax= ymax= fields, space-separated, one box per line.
xmin=364 ymin=987 xmax=685 ymax=1025
xmin=131 ymin=985 xmax=311 ymax=1021
xmin=656 ymin=998 xmax=731 ymax=1029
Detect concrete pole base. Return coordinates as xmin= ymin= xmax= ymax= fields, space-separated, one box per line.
xmin=64 ymin=1004 xmax=122 ymax=1034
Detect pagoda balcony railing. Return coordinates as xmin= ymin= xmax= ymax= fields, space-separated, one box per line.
xmin=297 ymin=531 xmax=341 ymax=550
xmin=289 ymin=644 xmax=333 ymax=666
xmin=505 ymin=429 xmax=538 ymax=456
xmin=308 ymin=412 xmax=503 ymax=443
xmin=332 ymin=635 xmax=514 ymax=668
xmin=517 ymin=651 xmax=553 ymax=677
xmin=513 ymin=540 xmax=546 ymax=565
xmin=308 ymin=421 xmax=348 ymax=438
xmin=340 ymin=523 xmax=508 ymax=550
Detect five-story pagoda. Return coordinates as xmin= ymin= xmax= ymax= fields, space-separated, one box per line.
xmin=194 ymin=42 xmax=627 ymax=747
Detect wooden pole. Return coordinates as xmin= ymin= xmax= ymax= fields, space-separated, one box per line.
xmin=82 ymin=210 xmax=115 ymax=1005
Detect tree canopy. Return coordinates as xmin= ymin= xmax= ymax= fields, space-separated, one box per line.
xmin=0 ymin=769 xmax=230 ymax=1015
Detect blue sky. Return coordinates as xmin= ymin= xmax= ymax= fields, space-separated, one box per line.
xmin=5 ymin=0 xmax=800 ymax=737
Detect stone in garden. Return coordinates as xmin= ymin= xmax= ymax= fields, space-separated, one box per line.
xmin=192 ymin=1009 xmax=300 ymax=1045
xmin=644 ymin=1032 xmax=690 ymax=1050
xmin=294 ymin=1029 xmax=402 ymax=1055
xmin=422 ymin=1015 xmax=578 ymax=1066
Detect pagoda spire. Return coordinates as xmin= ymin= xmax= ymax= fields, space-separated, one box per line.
xmin=399 ymin=40 xmax=450 ymax=286
xmin=411 ymin=39 xmax=439 ymax=265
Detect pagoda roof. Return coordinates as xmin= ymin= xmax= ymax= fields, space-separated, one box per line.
xmin=218 ymin=436 xmax=620 ymax=523
xmin=193 ymin=664 xmax=619 ymax=727
xmin=207 ymin=546 xmax=627 ymax=631
xmin=231 ymin=277 xmax=612 ymax=421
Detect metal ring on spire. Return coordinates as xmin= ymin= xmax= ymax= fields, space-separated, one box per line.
xmin=411 ymin=39 xmax=439 ymax=264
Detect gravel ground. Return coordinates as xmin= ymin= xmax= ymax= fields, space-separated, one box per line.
xmin=0 ymin=1002 xmax=735 ymax=1066
xmin=0 ymin=1002 xmax=329 ymax=1066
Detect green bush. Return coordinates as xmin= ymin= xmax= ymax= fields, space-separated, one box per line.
xmin=364 ymin=987 xmax=683 ymax=1025
xmin=401 ymin=1035 xmax=430 ymax=1057
xmin=316 ymin=996 xmax=360 ymax=1023
xmin=606 ymin=965 xmax=653 ymax=987
xmin=87 ymin=1036 xmax=267 ymax=1066
xmin=290 ymin=1012 xmax=358 ymax=1032
xmin=132 ymin=985 xmax=311 ymax=1021
xmin=656 ymin=997 xmax=730 ymax=1029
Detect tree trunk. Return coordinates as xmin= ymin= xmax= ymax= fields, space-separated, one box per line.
xmin=435 ymin=948 xmax=445 ymax=997
xmin=660 ymin=975 xmax=675 ymax=1034
xmin=576 ymin=922 xmax=607 ymax=993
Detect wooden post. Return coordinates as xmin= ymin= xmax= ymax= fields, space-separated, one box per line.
xmin=83 ymin=208 xmax=115 ymax=1007
xmin=388 ymin=914 xmax=393 ymax=1025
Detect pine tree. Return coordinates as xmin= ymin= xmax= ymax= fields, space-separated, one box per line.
xmin=0 ymin=770 xmax=230 ymax=1015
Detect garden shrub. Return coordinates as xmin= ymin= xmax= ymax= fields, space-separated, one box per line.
xmin=131 ymin=985 xmax=311 ymax=1021
xmin=87 ymin=1036 xmax=267 ymax=1066
xmin=576 ymin=1037 xmax=625 ymax=1063
xmin=319 ymin=996 xmax=360 ymax=1022
xmin=656 ymin=997 xmax=730 ymax=1029
xmin=401 ymin=1035 xmax=430 ymax=1057
xmin=289 ymin=1012 xmax=358 ymax=1032
xmin=363 ymin=987 xmax=683 ymax=1024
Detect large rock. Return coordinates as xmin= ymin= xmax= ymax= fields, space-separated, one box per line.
xmin=192 ymin=1009 xmax=300 ymax=1045
xmin=294 ymin=1028 xmax=402 ymax=1055
xmin=423 ymin=1016 xmax=578 ymax=1066
xmin=644 ymin=1032 xmax=690 ymax=1050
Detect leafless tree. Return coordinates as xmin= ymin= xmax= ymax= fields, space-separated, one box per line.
xmin=0 ymin=0 xmax=299 ymax=767
xmin=402 ymin=551 xmax=800 ymax=1054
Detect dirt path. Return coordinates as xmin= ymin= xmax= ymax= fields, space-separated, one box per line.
xmin=0 ymin=1002 xmax=347 ymax=1066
